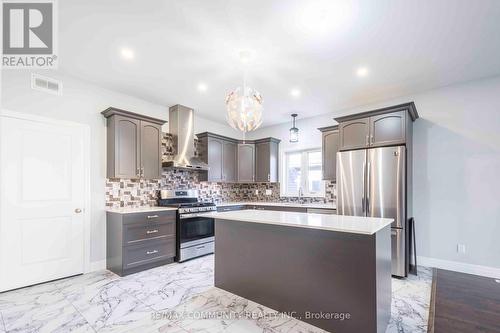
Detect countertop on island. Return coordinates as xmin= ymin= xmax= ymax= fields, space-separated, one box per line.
xmin=217 ymin=201 xmax=336 ymax=210
xmin=106 ymin=206 xmax=178 ymax=214
xmin=202 ymin=210 xmax=392 ymax=235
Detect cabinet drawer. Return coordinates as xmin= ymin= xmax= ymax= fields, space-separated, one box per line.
xmin=217 ymin=205 xmax=246 ymax=212
xmin=123 ymin=221 xmax=175 ymax=245
xmin=123 ymin=210 xmax=176 ymax=225
xmin=123 ymin=238 xmax=176 ymax=269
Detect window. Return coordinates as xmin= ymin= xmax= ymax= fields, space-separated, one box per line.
xmin=283 ymin=149 xmax=324 ymax=197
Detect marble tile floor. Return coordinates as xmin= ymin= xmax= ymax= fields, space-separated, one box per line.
xmin=0 ymin=255 xmax=432 ymax=333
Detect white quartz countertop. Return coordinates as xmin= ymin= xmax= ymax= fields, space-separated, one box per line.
xmin=106 ymin=206 xmax=178 ymax=214
xmin=202 ymin=210 xmax=392 ymax=235
xmin=217 ymin=201 xmax=336 ymax=210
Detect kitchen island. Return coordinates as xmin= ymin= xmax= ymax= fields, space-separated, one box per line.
xmin=207 ymin=210 xmax=393 ymax=333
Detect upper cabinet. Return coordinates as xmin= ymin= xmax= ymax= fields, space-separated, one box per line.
xmin=318 ymin=125 xmax=339 ymax=181
xmin=338 ymin=118 xmax=370 ymax=150
xmin=197 ymin=132 xmax=238 ymax=182
xmin=335 ymin=103 xmax=418 ymax=151
xmin=197 ymin=133 xmax=279 ymax=183
xmin=255 ymin=138 xmax=280 ymax=182
xmin=369 ymin=111 xmax=406 ymax=146
xmin=222 ymin=140 xmax=237 ymax=182
xmin=237 ymin=144 xmax=255 ymax=182
xmin=102 ymin=108 xmax=166 ymax=179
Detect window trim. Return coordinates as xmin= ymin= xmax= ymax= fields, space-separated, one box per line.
xmin=281 ymin=148 xmax=325 ymax=198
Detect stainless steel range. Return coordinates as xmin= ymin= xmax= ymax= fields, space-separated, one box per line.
xmin=157 ymin=190 xmax=216 ymax=262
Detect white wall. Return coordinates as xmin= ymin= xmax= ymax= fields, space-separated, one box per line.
xmin=0 ymin=70 xmax=241 ymax=265
xmin=249 ymin=76 xmax=500 ymax=270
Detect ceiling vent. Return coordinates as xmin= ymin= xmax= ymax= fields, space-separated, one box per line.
xmin=31 ymin=73 xmax=63 ymax=96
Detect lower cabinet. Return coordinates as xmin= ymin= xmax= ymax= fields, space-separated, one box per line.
xmin=217 ymin=205 xmax=247 ymax=212
xmin=106 ymin=210 xmax=177 ymax=276
xmin=217 ymin=204 xmax=336 ymax=214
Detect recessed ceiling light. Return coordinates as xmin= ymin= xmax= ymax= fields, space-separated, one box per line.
xmin=356 ymin=67 xmax=369 ymax=77
xmin=197 ymin=82 xmax=208 ymax=92
xmin=238 ymin=49 xmax=255 ymax=65
xmin=290 ymin=88 xmax=301 ymax=98
xmin=120 ymin=48 xmax=135 ymax=60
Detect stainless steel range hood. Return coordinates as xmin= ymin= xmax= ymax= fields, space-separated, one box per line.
xmin=162 ymin=104 xmax=209 ymax=171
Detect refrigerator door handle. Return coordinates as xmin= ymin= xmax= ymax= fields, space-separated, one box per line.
xmin=366 ymin=161 xmax=371 ymax=215
xmin=362 ymin=161 xmax=366 ymax=214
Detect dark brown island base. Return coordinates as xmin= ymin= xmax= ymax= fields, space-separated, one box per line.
xmin=210 ymin=210 xmax=393 ymax=333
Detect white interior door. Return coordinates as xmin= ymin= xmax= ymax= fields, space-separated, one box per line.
xmin=0 ymin=114 xmax=86 ymax=292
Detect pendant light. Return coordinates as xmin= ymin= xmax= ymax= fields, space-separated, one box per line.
xmin=225 ymin=50 xmax=263 ymax=134
xmin=289 ymin=113 xmax=299 ymax=143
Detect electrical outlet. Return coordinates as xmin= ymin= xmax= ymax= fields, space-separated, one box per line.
xmin=457 ymin=244 xmax=466 ymax=254
xmin=265 ymin=189 xmax=272 ymax=196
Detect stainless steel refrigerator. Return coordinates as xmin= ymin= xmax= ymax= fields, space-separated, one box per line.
xmin=337 ymin=146 xmax=407 ymax=277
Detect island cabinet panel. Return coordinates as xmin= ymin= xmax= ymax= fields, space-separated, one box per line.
xmin=215 ymin=219 xmax=391 ymax=333
xmin=102 ymin=107 xmax=166 ymax=179
xmin=319 ymin=125 xmax=339 ymax=181
xmin=339 ymin=118 xmax=370 ymax=150
xmin=106 ymin=210 xmax=176 ymax=276
xmin=255 ymin=138 xmax=279 ymax=182
xmin=237 ymin=144 xmax=255 ymax=182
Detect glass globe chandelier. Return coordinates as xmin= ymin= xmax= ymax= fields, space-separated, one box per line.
xmin=225 ymin=50 xmax=263 ymax=133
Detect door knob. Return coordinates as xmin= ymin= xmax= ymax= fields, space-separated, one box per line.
xmin=75 ymin=208 xmax=82 ymax=214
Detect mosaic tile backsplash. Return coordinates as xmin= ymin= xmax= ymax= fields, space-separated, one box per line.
xmin=105 ymin=133 xmax=336 ymax=208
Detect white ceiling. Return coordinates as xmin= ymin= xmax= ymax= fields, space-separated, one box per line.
xmin=58 ymin=0 xmax=500 ymax=126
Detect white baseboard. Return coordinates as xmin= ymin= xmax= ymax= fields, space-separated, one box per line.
xmin=88 ymin=260 xmax=106 ymax=272
xmin=418 ymin=256 xmax=500 ymax=279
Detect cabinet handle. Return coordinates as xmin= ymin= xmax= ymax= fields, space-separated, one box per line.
xmin=147 ymin=215 xmax=159 ymax=219
xmin=366 ymin=135 xmax=369 ymax=146
xmin=146 ymin=250 xmax=159 ymax=255
xmin=146 ymin=229 xmax=159 ymax=234
xmin=371 ymin=135 xmax=374 ymax=144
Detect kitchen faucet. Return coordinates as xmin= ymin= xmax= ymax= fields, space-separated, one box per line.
xmin=298 ymin=187 xmax=304 ymax=204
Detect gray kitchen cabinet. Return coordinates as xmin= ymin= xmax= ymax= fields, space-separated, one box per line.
xmin=217 ymin=205 xmax=246 ymax=212
xmin=197 ymin=132 xmax=238 ymax=182
xmin=102 ymin=107 xmax=166 ymax=179
xmin=140 ymin=121 xmax=162 ymax=179
xmin=339 ymin=118 xmax=370 ymax=150
xmin=251 ymin=205 xmax=307 ymax=213
xmin=198 ymin=133 xmax=279 ymax=183
xmin=369 ymin=111 xmax=406 ymax=146
xmin=237 ymin=144 xmax=255 ymax=182
xmin=106 ymin=209 xmax=177 ymax=276
xmin=255 ymin=138 xmax=280 ymax=182
xmin=223 ymin=141 xmax=237 ymax=182
xmin=318 ymin=125 xmax=339 ymax=181
xmin=335 ymin=103 xmax=418 ymax=151
xmin=207 ymin=137 xmax=223 ymax=181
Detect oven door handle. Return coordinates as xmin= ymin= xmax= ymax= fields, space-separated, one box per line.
xmin=180 ymin=213 xmax=212 ymax=219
